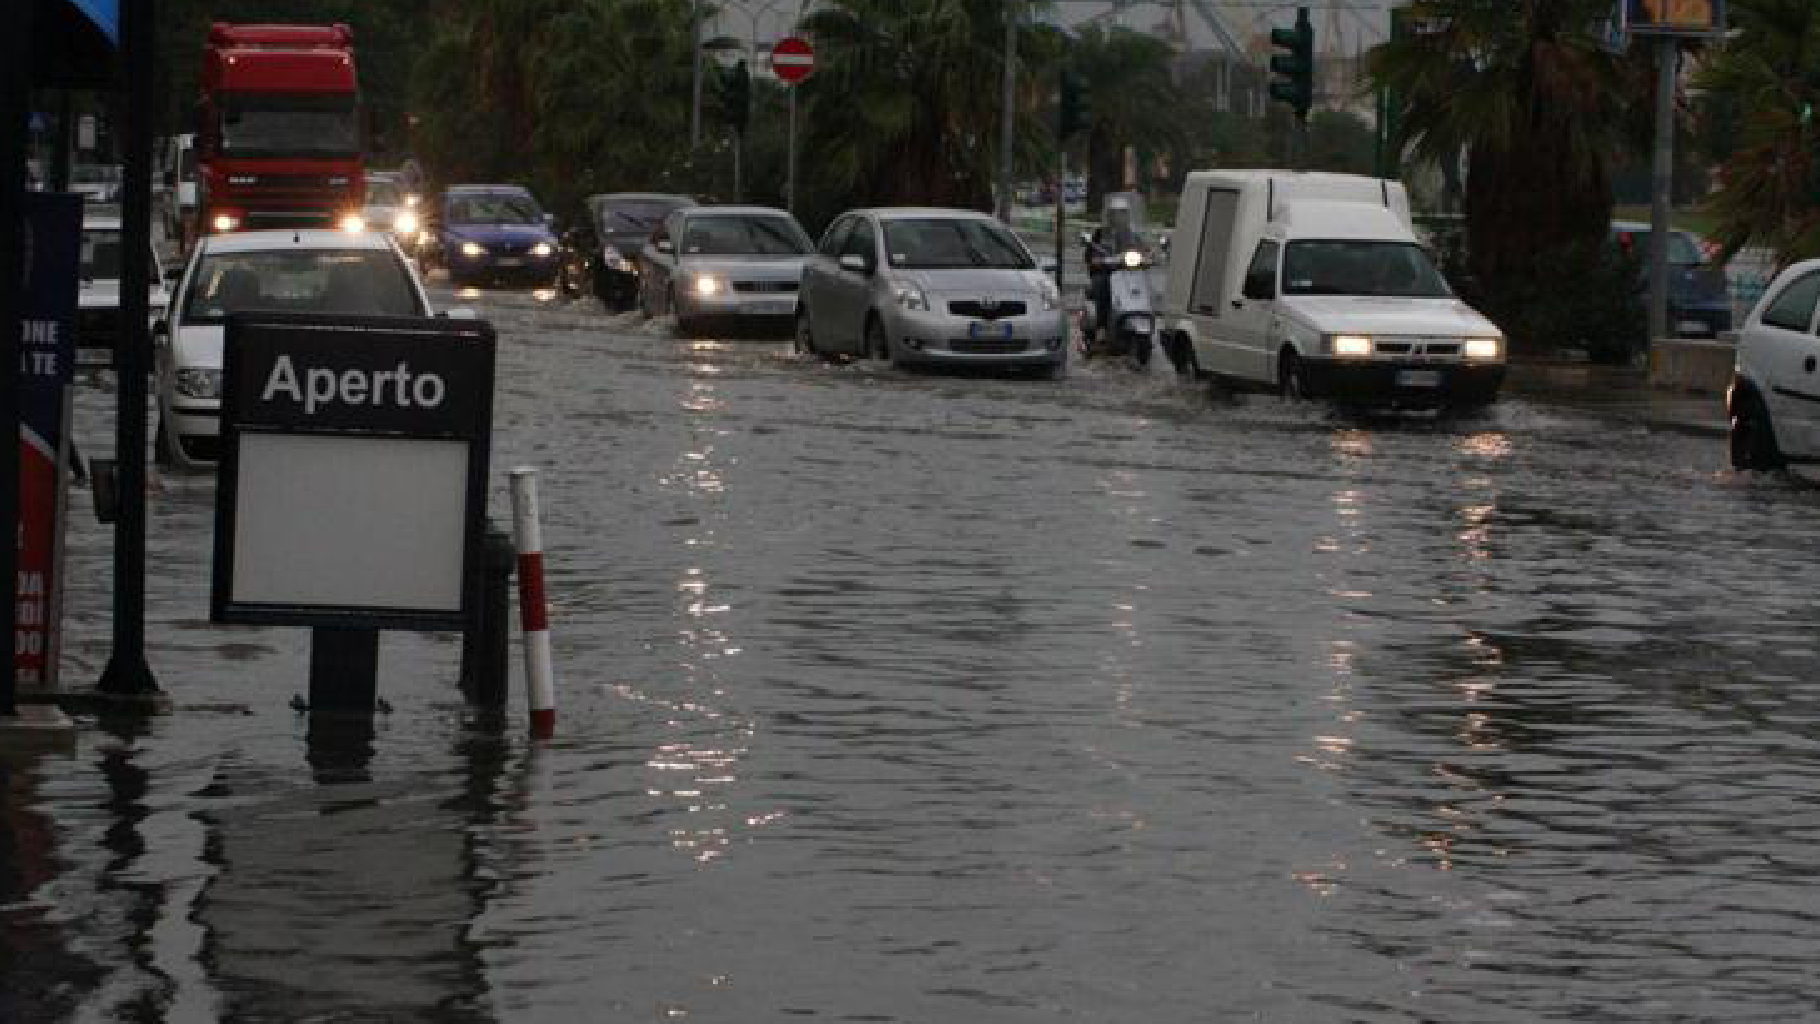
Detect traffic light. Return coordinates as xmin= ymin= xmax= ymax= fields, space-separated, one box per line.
xmin=1269 ymin=7 xmax=1314 ymax=123
xmin=716 ymin=59 xmax=751 ymax=135
xmin=1059 ymin=69 xmax=1091 ymax=139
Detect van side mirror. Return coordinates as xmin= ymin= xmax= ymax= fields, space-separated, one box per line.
xmin=1242 ymin=271 xmax=1276 ymax=301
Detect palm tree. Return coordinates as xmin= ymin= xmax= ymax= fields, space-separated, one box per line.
xmin=1367 ymin=0 xmax=1645 ymax=333
xmin=1698 ymin=0 xmax=1820 ymax=265
xmin=1065 ymin=24 xmax=1183 ymax=213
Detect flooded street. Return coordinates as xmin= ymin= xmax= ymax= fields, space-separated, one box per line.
xmin=8 ymin=283 xmax=1820 ymax=1022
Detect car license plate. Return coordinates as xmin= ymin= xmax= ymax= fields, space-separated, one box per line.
xmin=1396 ymin=369 xmax=1442 ymax=388
xmin=969 ymin=321 xmax=1014 ymax=340
xmin=497 ymin=257 xmax=525 ymax=267
xmin=741 ymin=301 xmax=792 ymax=315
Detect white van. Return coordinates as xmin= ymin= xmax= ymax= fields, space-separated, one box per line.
xmin=1161 ymin=170 xmax=1505 ymax=408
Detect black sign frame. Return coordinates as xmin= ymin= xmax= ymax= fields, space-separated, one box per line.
xmin=212 ymin=312 xmax=495 ymax=630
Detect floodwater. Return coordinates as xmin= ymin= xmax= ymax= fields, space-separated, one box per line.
xmin=7 ymin=284 xmax=1820 ymax=1022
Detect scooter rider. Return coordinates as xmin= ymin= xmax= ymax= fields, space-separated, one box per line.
xmin=1085 ymin=195 xmax=1144 ymax=346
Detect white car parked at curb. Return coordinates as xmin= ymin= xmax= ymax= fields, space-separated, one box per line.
xmin=1730 ymin=257 xmax=1820 ymax=470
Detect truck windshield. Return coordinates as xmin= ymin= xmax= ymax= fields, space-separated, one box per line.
xmin=1282 ymin=240 xmax=1452 ymax=298
xmin=181 ymin=249 xmax=422 ymax=324
xmin=219 ymin=93 xmax=359 ymax=158
xmin=882 ymin=219 xmax=1033 ymax=270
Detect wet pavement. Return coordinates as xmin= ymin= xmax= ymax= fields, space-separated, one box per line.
xmin=7 ymin=282 xmax=1820 ymax=1022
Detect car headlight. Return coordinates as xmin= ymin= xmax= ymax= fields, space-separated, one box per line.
xmin=339 ymin=213 xmax=366 ymax=233
xmin=211 ymin=213 xmax=239 ymax=233
xmin=393 ymin=210 xmax=419 ymax=234
xmin=460 ymin=242 xmax=486 ymax=257
xmin=531 ymin=241 xmax=554 ymax=257
xmin=891 ymin=281 xmax=929 ymax=311
xmin=1121 ymin=250 xmax=1144 ymax=269
xmin=1329 ymin=334 xmax=1373 ymax=357
xmin=174 ymin=367 xmax=221 ymax=399
xmin=1037 ymin=277 xmax=1061 ymax=311
xmin=1464 ymin=335 xmax=1502 ymax=360
xmin=694 ymin=274 xmax=723 ymax=296
xmin=601 ymin=245 xmax=629 ymax=270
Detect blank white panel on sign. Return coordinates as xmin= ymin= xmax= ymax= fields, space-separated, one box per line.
xmin=231 ymin=434 xmax=468 ymax=611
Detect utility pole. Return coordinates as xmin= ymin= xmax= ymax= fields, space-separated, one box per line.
xmin=690 ymin=0 xmax=704 ymax=150
xmin=1646 ymin=37 xmax=1676 ymax=350
xmin=997 ymin=2 xmax=1018 ymax=223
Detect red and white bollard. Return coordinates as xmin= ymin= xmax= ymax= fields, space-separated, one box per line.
xmin=509 ymin=467 xmax=556 ymax=739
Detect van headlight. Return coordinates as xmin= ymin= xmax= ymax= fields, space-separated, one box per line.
xmin=1464 ymin=335 xmax=1503 ymax=361
xmin=1328 ymin=334 xmax=1373 ymax=357
xmin=174 ymin=368 xmax=221 ymax=399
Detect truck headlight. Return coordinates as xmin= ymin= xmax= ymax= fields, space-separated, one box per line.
xmin=211 ymin=213 xmax=240 ymax=233
xmin=694 ymin=274 xmax=723 ymax=296
xmin=174 ymin=368 xmax=221 ymax=399
xmin=1329 ymin=334 xmax=1373 ymax=357
xmin=531 ymin=241 xmax=554 ymax=257
xmin=1464 ymin=336 xmax=1502 ymax=360
xmin=460 ymin=242 xmax=486 ymax=257
xmin=393 ymin=210 xmax=419 ymax=234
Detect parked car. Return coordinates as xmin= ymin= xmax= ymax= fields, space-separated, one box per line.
xmin=1611 ymin=220 xmax=1732 ymax=338
xmin=1729 ymin=258 xmax=1820 ymax=471
xmin=430 ymin=184 xmax=559 ymax=287
xmin=796 ymin=207 xmax=1067 ymax=376
xmin=361 ymin=171 xmax=419 ymax=246
xmin=154 ymin=229 xmax=433 ymax=468
xmin=70 ymin=163 xmax=123 ymax=204
xmin=636 ymin=206 xmax=812 ymax=336
xmin=561 ymin=192 xmax=696 ymax=310
xmin=77 ymin=207 xmax=171 ymax=369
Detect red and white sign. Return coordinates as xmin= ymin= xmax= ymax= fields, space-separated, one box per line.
xmin=771 ymin=36 xmax=814 ymax=84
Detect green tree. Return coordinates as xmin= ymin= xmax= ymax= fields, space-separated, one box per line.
xmin=1697 ymin=0 xmax=1820 ymax=264
xmin=1367 ymin=0 xmax=1648 ymax=353
xmin=1065 ymin=24 xmax=1183 ymax=213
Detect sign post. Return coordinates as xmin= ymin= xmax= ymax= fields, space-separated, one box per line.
xmin=771 ymin=35 xmax=814 ymax=214
xmin=213 ymin=313 xmax=495 ymax=713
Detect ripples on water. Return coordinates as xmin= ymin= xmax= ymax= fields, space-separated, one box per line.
xmin=5 ymin=287 xmax=1820 ymax=1021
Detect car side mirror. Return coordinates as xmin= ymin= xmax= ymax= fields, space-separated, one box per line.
xmin=1242 ymin=272 xmax=1276 ymax=301
xmin=656 ymin=238 xmax=674 ymax=254
xmin=1039 ymin=255 xmax=1059 ymax=278
xmin=839 ymin=253 xmax=871 ymax=274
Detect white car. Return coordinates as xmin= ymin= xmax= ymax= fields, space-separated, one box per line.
xmin=1730 ymin=257 xmax=1820 ymax=470
xmin=155 ymin=229 xmax=433 ymax=468
xmin=637 ymin=205 xmax=813 ymax=337
xmin=78 ymin=208 xmax=171 ymax=368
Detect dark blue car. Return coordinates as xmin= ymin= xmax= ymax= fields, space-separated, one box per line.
xmin=1611 ymin=221 xmax=1733 ymax=338
xmin=436 ymin=185 xmax=560 ymax=287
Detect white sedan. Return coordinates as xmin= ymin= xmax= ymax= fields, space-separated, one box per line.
xmin=1731 ymin=257 xmax=1820 ymax=470
xmin=155 ymin=229 xmax=434 ymax=469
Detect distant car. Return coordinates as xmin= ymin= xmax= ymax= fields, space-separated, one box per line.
xmin=77 ymin=208 xmax=170 ymax=369
xmin=70 ymin=163 xmax=123 ymax=205
xmin=796 ymin=207 xmax=1067 ymax=375
xmin=635 ymin=206 xmax=813 ymax=337
xmin=561 ymin=192 xmax=696 ymax=310
xmin=360 ymin=171 xmax=420 ymax=246
xmin=1729 ymin=258 xmax=1820 ymax=471
xmin=1611 ymin=221 xmax=1732 ymax=338
xmin=154 ymin=229 xmax=433 ymax=468
xmin=432 ymin=184 xmax=559 ymax=287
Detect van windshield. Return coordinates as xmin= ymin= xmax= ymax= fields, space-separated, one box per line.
xmin=1282 ymin=240 xmax=1452 ymax=298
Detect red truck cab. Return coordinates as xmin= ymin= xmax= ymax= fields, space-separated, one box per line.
xmin=194 ymin=23 xmax=364 ymax=243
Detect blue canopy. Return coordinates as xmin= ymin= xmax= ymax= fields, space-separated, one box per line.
xmin=69 ymin=0 xmax=119 ymax=44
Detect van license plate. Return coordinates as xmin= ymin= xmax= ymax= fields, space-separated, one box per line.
xmin=969 ymin=321 xmax=1014 ymax=340
xmin=1396 ymin=370 xmax=1441 ymax=388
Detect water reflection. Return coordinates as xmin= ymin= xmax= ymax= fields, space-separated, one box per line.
xmin=0 ymin=748 xmax=99 ymax=1022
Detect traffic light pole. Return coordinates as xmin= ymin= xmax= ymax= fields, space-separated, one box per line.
xmin=1646 ymin=37 xmax=1676 ymax=350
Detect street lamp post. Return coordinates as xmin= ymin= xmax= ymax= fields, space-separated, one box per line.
xmin=997 ymin=2 xmax=1019 ymax=223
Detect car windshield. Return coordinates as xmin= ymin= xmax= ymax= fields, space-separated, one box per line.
xmin=366 ymin=180 xmax=404 ymax=208
xmin=73 ymin=165 xmax=120 ymax=184
xmin=1281 ymin=240 xmax=1453 ymax=298
xmin=180 ymin=249 xmax=422 ymax=324
xmin=601 ymin=200 xmax=685 ymax=235
xmin=82 ymin=228 xmax=122 ymax=280
xmin=882 ymin=218 xmax=1033 ymax=270
xmin=219 ymin=93 xmax=359 ymax=158
xmin=680 ymin=215 xmax=810 ymax=256
xmin=1615 ymin=228 xmax=1704 ymax=266
xmin=448 ymin=194 xmax=542 ymax=225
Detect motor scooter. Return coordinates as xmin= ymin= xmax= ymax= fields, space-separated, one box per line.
xmin=1079 ymin=231 xmax=1157 ymax=368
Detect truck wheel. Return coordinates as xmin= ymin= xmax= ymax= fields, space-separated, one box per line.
xmin=1730 ymin=394 xmax=1786 ymax=470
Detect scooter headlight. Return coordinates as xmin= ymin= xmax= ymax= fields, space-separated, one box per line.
xmin=1121 ymin=250 xmax=1144 ymax=269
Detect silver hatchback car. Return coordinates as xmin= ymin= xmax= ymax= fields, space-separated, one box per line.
xmin=796 ymin=208 xmax=1067 ymax=374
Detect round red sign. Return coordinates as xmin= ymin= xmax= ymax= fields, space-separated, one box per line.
xmin=771 ymin=36 xmax=814 ymax=85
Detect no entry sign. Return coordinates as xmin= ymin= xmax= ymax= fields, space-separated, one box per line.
xmin=212 ymin=312 xmax=495 ymax=629
xmin=771 ymin=36 xmax=814 ymax=84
